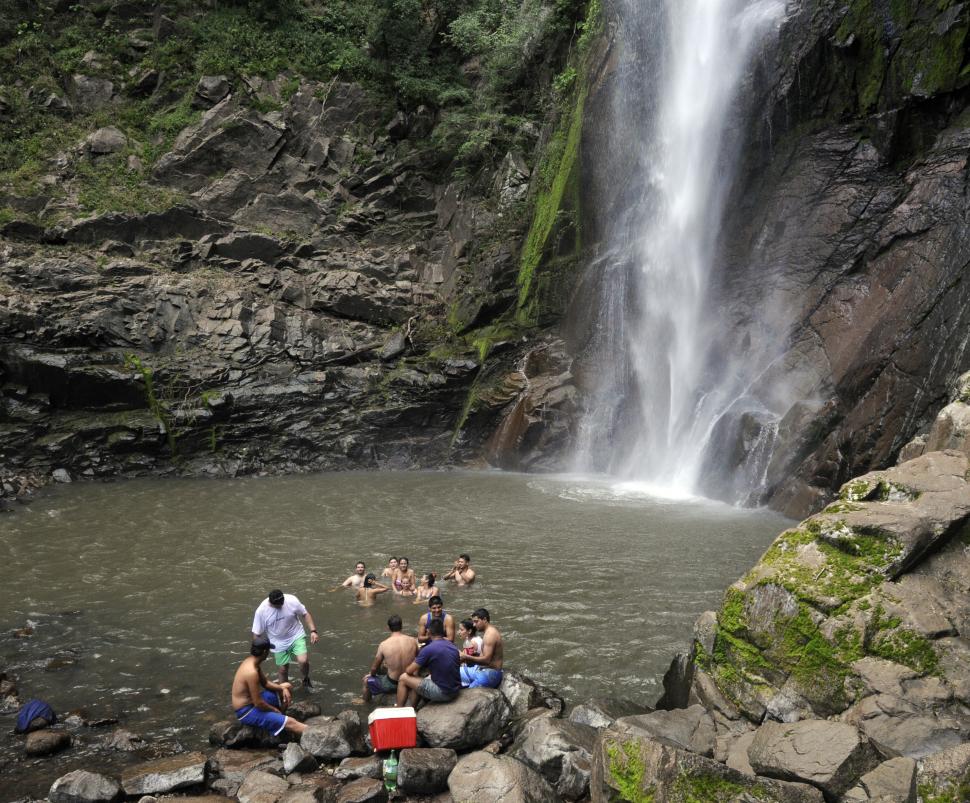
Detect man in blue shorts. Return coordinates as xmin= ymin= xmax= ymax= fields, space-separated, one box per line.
xmin=397 ymin=619 xmax=461 ymax=706
xmin=459 ymin=608 xmax=504 ymax=688
xmin=252 ymin=589 xmax=319 ymax=689
xmin=231 ymin=636 xmax=307 ymax=736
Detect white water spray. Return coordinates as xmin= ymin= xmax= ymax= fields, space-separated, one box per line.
xmin=574 ymin=0 xmax=786 ymax=499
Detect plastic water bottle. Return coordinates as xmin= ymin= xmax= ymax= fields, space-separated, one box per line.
xmin=383 ymin=749 xmax=398 ymax=791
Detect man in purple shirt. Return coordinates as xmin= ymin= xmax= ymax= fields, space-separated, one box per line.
xmin=396 ymin=619 xmax=460 ymax=706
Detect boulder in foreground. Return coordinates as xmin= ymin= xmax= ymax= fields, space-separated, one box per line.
xmin=48 ymin=770 xmax=121 ymax=803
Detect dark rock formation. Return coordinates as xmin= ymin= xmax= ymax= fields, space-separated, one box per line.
xmin=1 ymin=69 xmax=572 ymax=485
xmin=707 ymin=0 xmax=970 ymax=516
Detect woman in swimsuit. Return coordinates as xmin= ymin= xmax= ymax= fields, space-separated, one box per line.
xmin=381 ymin=557 xmax=399 ymax=578
xmin=393 ymin=557 xmax=417 ymax=596
xmin=356 ymin=574 xmax=390 ymax=606
xmin=413 ymin=572 xmax=438 ymax=603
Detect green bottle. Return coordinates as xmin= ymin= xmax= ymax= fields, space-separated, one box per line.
xmin=383 ymin=749 xmax=398 ymax=791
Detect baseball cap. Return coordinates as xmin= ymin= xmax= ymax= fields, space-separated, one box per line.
xmin=251 ymin=635 xmax=275 ymax=654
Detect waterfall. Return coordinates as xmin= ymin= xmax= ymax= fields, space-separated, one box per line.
xmin=574 ymin=0 xmax=786 ymax=500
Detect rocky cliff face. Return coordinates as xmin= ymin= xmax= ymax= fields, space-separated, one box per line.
xmin=0 ymin=1 xmax=591 ymax=491
xmin=708 ymin=0 xmax=970 ymax=517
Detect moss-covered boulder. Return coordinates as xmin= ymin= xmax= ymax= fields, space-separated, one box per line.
xmin=688 ymin=450 xmax=970 ymax=732
xmin=590 ymin=728 xmax=824 ymax=803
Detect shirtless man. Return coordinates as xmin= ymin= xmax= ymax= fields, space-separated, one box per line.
xmin=381 ymin=557 xmax=399 ymax=578
xmin=362 ymin=615 xmax=419 ymax=702
xmin=341 ymin=562 xmax=367 ymax=588
xmin=416 ymin=595 xmax=455 ymax=646
xmin=231 ymin=636 xmax=307 ymax=736
xmin=459 ymin=608 xmax=503 ymax=688
xmin=444 ymin=554 xmax=476 ymax=586
xmin=356 ymin=574 xmax=390 ymax=606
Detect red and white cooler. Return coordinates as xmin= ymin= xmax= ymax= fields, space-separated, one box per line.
xmin=368 ymin=707 xmax=417 ymax=750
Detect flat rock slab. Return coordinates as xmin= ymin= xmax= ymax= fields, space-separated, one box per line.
xmin=398 ymin=747 xmax=457 ymax=794
xmin=210 ymin=748 xmax=280 ymax=782
xmin=335 ymin=777 xmax=387 ymax=803
xmin=49 ymin=770 xmax=121 ymax=803
xmin=448 ymin=751 xmax=559 ymax=803
xmin=748 ymin=720 xmax=879 ymax=798
xmin=568 ymin=697 xmax=651 ymax=730
xmin=843 ymin=756 xmax=917 ymax=802
xmin=417 ymin=688 xmax=512 ymax=751
xmin=613 ymin=704 xmax=716 ymax=757
xmin=334 ymin=755 xmax=381 ymax=781
xmin=592 ymin=728 xmax=824 ymax=803
xmin=121 ymin=751 xmax=209 ymax=796
xmin=237 ymin=769 xmax=290 ymax=803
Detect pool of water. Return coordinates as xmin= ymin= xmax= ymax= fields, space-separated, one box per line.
xmin=0 ymin=470 xmax=791 ymax=797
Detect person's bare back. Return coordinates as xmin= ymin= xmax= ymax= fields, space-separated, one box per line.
xmin=379 ymin=632 xmax=419 ymax=680
xmin=356 ymin=574 xmax=389 ymax=606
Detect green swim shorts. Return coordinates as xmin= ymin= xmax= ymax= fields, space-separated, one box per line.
xmin=274 ymin=635 xmax=308 ymax=667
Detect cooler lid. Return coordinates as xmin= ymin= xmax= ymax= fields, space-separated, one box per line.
xmin=368 ymin=706 xmax=416 ymax=724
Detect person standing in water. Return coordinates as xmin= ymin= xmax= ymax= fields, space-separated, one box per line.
xmin=341 ymin=562 xmax=367 ymax=588
xmin=381 ymin=557 xmax=399 ymax=578
xmin=393 ymin=557 xmax=417 ymax=596
xmin=231 ymin=636 xmax=307 ymax=736
xmin=459 ymin=608 xmax=503 ymax=688
xmin=444 ymin=554 xmax=476 ymax=586
xmin=413 ymin=572 xmax=438 ymax=603
xmin=416 ymin=595 xmax=455 ymax=645
xmin=251 ymin=589 xmax=319 ymax=690
xmin=356 ymin=574 xmax=390 ymax=606
xmin=362 ymin=615 xmax=419 ymax=702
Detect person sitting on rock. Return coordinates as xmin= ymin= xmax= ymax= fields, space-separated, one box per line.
xmin=459 ymin=619 xmax=483 ymax=657
xmin=443 ymin=553 xmax=476 ymax=586
xmin=231 ymin=636 xmax=307 ymax=737
xmin=362 ymin=614 xmax=419 ymax=702
xmin=381 ymin=557 xmax=399 ymax=578
xmin=340 ymin=561 xmax=367 ymax=589
xmin=356 ymin=574 xmax=390 ymax=606
xmin=397 ymin=619 xmax=461 ymax=707
xmin=459 ymin=608 xmax=504 ymax=689
xmin=416 ymin=595 xmax=455 ymax=646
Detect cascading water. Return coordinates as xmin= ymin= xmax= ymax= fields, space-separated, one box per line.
xmin=574 ymin=0 xmax=786 ymax=500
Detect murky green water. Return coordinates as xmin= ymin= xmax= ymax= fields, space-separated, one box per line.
xmin=0 ymin=471 xmax=791 ymax=797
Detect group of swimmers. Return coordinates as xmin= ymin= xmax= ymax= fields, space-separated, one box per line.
xmin=230 ymin=553 xmax=502 ymax=739
xmin=337 ymin=553 xmax=476 ymax=604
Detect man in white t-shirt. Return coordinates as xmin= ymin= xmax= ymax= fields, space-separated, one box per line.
xmin=252 ymin=589 xmax=319 ymax=690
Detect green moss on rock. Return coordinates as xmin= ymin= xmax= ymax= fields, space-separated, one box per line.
xmin=670 ymin=772 xmax=763 ymax=803
xmin=605 ymin=738 xmax=655 ymax=803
